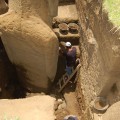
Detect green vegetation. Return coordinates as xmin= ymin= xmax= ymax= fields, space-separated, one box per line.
xmin=103 ymin=0 xmax=120 ymax=26
xmin=3 ymin=115 xmax=20 ymax=120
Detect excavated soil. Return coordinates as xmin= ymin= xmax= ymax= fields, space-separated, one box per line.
xmin=53 ymin=80 xmax=83 ymax=120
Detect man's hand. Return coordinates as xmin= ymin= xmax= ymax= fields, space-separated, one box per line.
xmin=76 ymin=58 xmax=80 ymax=64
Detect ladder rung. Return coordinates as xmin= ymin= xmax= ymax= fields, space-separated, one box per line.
xmin=58 ymin=64 xmax=81 ymax=92
xmin=57 ymin=73 xmax=68 ymax=85
xmin=62 ymin=75 xmax=68 ymax=83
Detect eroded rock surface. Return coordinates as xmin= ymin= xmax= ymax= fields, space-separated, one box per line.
xmin=102 ymin=101 xmax=120 ymax=120
xmin=0 ymin=0 xmax=59 ymax=92
xmin=0 ymin=0 xmax=8 ymax=15
xmin=0 ymin=95 xmax=56 ymax=120
xmin=76 ymin=0 xmax=120 ymax=119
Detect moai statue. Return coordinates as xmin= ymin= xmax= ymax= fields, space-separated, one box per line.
xmin=0 ymin=0 xmax=59 ymax=92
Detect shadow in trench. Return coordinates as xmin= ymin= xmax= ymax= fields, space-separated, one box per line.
xmin=0 ymin=37 xmax=27 ymax=99
xmin=5 ymin=0 xmax=8 ymax=4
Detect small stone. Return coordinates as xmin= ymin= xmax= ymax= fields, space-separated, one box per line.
xmin=58 ymin=104 xmax=62 ymax=110
xmin=57 ymin=99 xmax=63 ymax=103
xmin=25 ymin=93 xmax=31 ymax=97
xmin=61 ymin=101 xmax=66 ymax=109
xmin=57 ymin=99 xmax=63 ymax=105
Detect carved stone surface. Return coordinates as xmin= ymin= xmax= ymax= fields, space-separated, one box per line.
xmin=0 ymin=0 xmax=59 ymax=92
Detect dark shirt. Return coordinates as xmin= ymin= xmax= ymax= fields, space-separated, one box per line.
xmin=64 ymin=47 xmax=76 ymax=67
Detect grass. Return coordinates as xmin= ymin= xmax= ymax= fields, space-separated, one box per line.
xmin=103 ymin=0 xmax=120 ymax=26
xmin=3 ymin=115 xmax=20 ymax=120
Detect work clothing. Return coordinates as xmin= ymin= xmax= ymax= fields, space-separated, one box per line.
xmin=65 ymin=47 xmax=76 ymax=67
xmin=64 ymin=47 xmax=76 ymax=75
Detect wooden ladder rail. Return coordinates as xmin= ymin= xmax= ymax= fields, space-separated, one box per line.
xmin=58 ymin=64 xmax=81 ymax=93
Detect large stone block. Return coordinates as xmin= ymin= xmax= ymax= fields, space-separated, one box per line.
xmin=0 ymin=0 xmax=59 ymax=92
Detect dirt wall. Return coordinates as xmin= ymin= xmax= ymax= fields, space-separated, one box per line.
xmin=76 ymin=0 xmax=120 ymax=115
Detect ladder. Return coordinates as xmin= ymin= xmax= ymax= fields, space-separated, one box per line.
xmin=57 ymin=63 xmax=81 ymax=93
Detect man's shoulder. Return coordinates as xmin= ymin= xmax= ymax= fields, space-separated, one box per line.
xmin=72 ymin=47 xmax=77 ymax=51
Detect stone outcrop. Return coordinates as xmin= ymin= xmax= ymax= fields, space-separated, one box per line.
xmin=102 ymin=101 xmax=120 ymax=120
xmin=0 ymin=0 xmax=8 ymax=15
xmin=0 ymin=0 xmax=59 ymax=92
xmin=0 ymin=95 xmax=56 ymax=120
xmin=76 ymin=0 xmax=120 ymax=119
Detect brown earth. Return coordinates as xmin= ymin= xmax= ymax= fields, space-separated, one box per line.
xmin=54 ymin=81 xmax=83 ymax=120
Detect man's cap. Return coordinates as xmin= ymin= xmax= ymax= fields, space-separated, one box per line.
xmin=68 ymin=116 xmax=75 ymax=120
xmin=65 ymin=42 xmax=71 ymax=47
xmin=68 ymin=116 xmax=78 ymax=120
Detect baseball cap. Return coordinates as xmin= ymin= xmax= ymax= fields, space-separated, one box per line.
xmin=65 ymin=42 xmax=71 ymax=47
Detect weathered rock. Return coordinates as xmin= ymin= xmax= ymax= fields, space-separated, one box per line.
xmin=61 ymin=101 xmax=67 ymax=109
xmin=54 ymin=101 xmax=59 ymax=111
xmin=0 ymin=0 xmax=59 ymax=92
xmin=0 ymin=0 xmax=8 ymax=15
xmin=57 ymin=98 xmax=63 ymax=103
xmin=76 ymin=0 xmax=120 ymax=119
xmin=58 ymin=104 xmax=62 ymax=110
xmin=0 ymin=95 xmax=56 ymax=120
xmin=76 ymin=0 xmax=120 ymax=102
xmin=55 ymin=99 xmax=66 ymax=110
xmin=102 ymin=101 xmax=120 ymax=120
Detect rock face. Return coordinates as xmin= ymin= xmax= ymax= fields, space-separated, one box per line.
xmin=0 ymin=0 xmax=59 ymax=92
xmin=0 ymin=95 xmax=56 ymax=120
xmin=76 ymin=0 xmax=120 ymax=119
xmin=0 ymin=0 xmax=8 ymax=15
xmin=102 ymin=101 xmax=120 ymax=120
